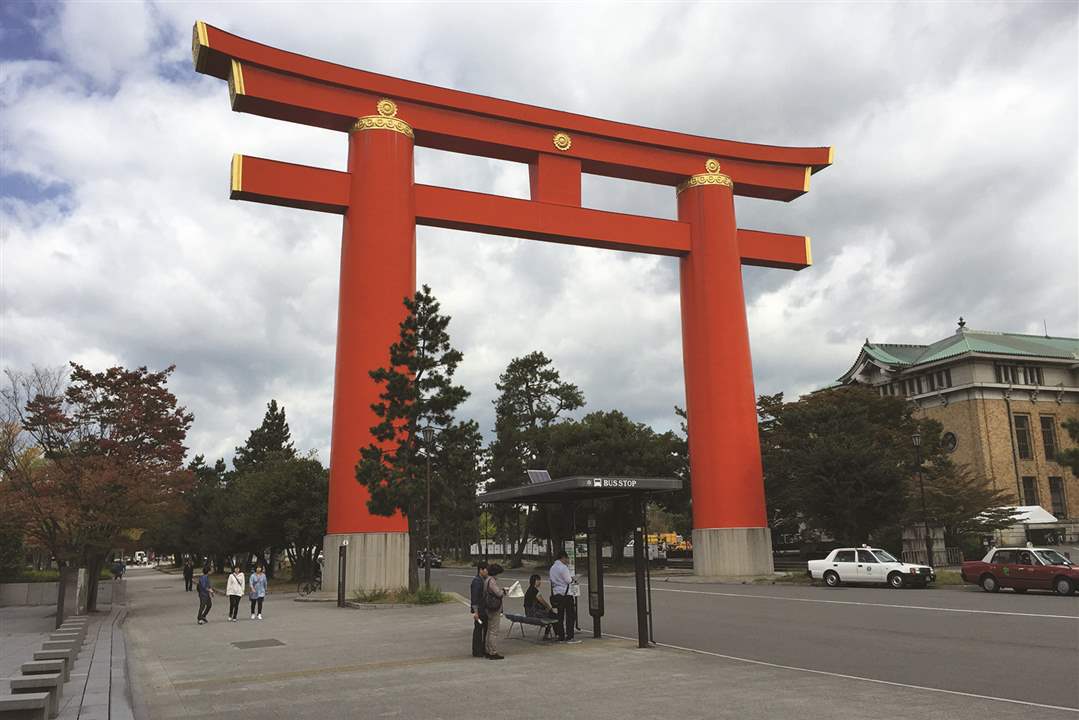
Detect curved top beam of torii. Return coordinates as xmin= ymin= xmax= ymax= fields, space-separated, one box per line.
xmin=192 ymin=21 xmax=831 ymax=202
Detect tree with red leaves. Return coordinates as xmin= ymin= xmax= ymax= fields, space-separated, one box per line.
xmin=1 ymin=363 xmax=194 ymax=613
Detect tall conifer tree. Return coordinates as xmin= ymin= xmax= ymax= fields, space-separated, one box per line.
xmin=234 ymin=399 xmax=295 ymax=471
xmin=355 ymin=285 xmax=468 ymax=591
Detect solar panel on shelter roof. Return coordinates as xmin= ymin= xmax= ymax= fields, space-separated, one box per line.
xmin=526 ymin=469 xmax=551 ymax=484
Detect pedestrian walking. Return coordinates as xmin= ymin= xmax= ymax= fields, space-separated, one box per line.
xmin=249 ymin=565 xmax=268 ymax=620
xmin=226 ymin=565 xmax=245 ymax=622
xmin=549 ymin=550 xmax=579 ymax=643
xmin=483 ymin=563 xmax=507 ymax=660
xmin=469 ymin=561 xmax=489 ymax=657
xmin=182 ymin=560 xmax=194 ymax=592
xmin=196 ymin=566 xmax=215 ymax=624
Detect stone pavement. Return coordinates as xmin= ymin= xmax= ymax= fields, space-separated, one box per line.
xmin=123 ymin=567 xmax=1076 ymax=720
xmin=1 ymin=600 xmax=134 ymax=719
xmin=0 ymin=605 xmax=55 ymax=679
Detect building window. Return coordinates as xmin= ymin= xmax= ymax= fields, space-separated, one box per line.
xmin=1048 ymin=477 xmax=1066 ymax=518
xmin=1022 ymin=476 xmax=1039 ymax=506
xmin=941 ymin=432 xmax=958 ymax=453
xmin=1013 ymin=415 xmax=1033 ymax=459
xmin=995 ymin=364 xmax=1043 ymax=386
xmin=915 ymin=377 xmax=923 ymax=394
xmin=930 ymin=369 xmax=953 ymax=389
xmin=927 ymin=373 xmax=936 ymax=391
xmin=1040 ymin=416 xmax=1058 ymax=461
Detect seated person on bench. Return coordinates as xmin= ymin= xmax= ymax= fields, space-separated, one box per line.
xmin=524 ymin=574 xmax=557 ymax=640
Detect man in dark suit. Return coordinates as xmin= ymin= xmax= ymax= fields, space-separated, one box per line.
xmin=182 ymin=560 xmax=195 ymax=591
xmin=469 ymin=561 xmax=489 ymax=657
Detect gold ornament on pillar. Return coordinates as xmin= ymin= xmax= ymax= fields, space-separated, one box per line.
xmin=351 ymin=98 xmax=414 ymax=138
xmin=677 ymin=158 xmax=733 ymax=194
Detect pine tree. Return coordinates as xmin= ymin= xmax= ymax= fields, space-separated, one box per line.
xmin=355 ymin=285 xmax=469 ymax=592
xmin=233 ymin=399 xmax=295 ymax=471
xmin=486 ymin=351 xmax=583 ymax=566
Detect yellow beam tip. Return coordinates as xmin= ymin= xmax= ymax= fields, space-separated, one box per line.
xmin=804 ymin=236 xmax=813 ymax=267
xmin=230 ymin=154 xmax=243 ymax=193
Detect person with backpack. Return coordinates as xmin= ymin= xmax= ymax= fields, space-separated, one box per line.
xmin=482 ymin=563 xmax=507 ymax=659
xmin=196 ymin=566 xmax=216 ymax=625
xmin=549 ymin=550 xmax=579 ymax=643
xmin=469 ymin=561 xmax=489 ymax=658
xmin=226 ymin=565 xmax=245 ymax=622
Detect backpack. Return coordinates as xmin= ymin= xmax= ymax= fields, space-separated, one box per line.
xmin=483 ymin=579 xmax=502 ymax=612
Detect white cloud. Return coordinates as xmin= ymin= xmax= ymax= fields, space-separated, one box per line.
xmin=1 ymin=1 xmax=1075 ymax=464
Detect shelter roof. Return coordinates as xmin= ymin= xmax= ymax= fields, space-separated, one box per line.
xmin=477 ymin=475 xmax=681 ymax=504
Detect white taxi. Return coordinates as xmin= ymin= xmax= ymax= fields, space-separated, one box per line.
xmin=808 ymin=546 xmax=935 ymax=588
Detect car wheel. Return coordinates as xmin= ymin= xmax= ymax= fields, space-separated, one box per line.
xmin=980 ymin=574 xmax=999 ymax=593
xmin=1053 ymin=577 xmax=1075 ymax=597
xmin=823 ymin=570 xmax=840 ymax=587
xmin=888 ymin=572 xmax=905 ymax=589
xmin=1012 ymin=587 xmax=1027 ymax=593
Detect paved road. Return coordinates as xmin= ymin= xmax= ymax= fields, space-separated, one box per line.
xmin=435 ymin=568 xmax=1079 ymax=711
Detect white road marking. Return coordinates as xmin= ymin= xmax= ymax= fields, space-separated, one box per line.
xmin=605 ymin=633 xmax=1079 ymax=714
xmin=603 ymin=584 xmax=1078 ymax=620
xmin=449 ymin=573 xmax=1077 ymax=619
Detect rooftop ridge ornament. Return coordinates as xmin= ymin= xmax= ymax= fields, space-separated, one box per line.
xmin=350 ymin=98 xmax=414 ymax=137
xmin=677 ymin=158 xmax=733 ymax=194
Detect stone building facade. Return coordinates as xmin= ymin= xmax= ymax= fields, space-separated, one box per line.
xmin=838 ymin=322 xmax=1079 ymax=520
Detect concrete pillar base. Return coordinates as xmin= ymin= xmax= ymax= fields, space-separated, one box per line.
xmin=322 ymin=532 xmax=410 ymax=597
xmin=692 ymin=527 xmax=774 ymax=577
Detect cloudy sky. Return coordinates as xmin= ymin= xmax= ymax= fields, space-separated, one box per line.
xmin=2 ymin=2 xmax=1076 ymax=465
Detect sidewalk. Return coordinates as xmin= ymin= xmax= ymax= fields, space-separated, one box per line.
xmin=1 ymin=601 xmax=133 ymax=719
xmin=123 ymin=569 xmax=1073 ymax=720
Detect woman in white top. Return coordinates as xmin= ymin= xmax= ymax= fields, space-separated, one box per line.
xmin=226 ymin=565 xmax=245 ymax=622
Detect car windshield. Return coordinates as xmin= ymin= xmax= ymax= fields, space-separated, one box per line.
xmin=1035 ymin=550 xmax=1072 ymax=566
xmin=873 ymin=550 xmax=899 ymax=563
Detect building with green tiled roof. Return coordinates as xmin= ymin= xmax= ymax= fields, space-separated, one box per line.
xmin=838 ymin=319 xmax=1079 ymax=523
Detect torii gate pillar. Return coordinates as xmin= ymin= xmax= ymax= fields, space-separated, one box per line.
xmin=322 ymin=106 xmax=416 ymax=593
xmin=678 ymin=164 xmax=772 ymax=575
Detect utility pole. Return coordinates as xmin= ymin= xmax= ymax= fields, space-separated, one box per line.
xmin=422 ymin=426 xmax=436 ymax=589
xmin=912 ymin=431 xmax=933 ymax=566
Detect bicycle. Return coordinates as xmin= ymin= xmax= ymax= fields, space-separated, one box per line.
xmin=296 ymin=573 xmax=322 ymax=596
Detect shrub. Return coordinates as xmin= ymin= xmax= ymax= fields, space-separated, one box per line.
xmin=414 ymin=585 xmax=447 ymax=604
xmin=350 ymin=586 xmax=449 ymax=604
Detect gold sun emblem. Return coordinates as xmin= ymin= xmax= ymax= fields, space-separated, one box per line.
xmin=553 ymin=132 xmax=573 ymax=152
xmin=376 ymin=99 xmax=398 ymax=118
xmin=705 ymin=158 xmax=721 ymax=173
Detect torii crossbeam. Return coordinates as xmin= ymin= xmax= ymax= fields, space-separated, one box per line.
xmin=192 ymin=21 xmax=831 ymax=587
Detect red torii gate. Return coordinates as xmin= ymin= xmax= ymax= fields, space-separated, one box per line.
xmin=192 ymin=21 xmax=831 ymax=587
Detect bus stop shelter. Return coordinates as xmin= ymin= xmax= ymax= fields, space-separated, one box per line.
xmin=477 ymin=473 xmax=682 ymax=648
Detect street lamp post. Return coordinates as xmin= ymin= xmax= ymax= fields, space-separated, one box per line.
xmin=421 ymin=426 xmax=436 ymax=589
xmin=912 ymin=431 xmax=933 ymax=566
